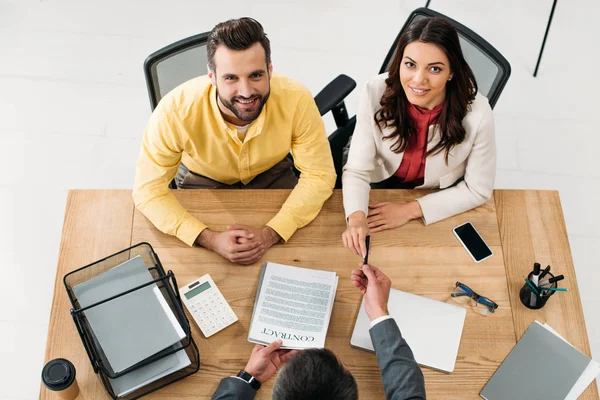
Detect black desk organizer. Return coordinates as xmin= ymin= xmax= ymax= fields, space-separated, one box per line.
xmin=63 ymin=242 xmax=200 ymax=399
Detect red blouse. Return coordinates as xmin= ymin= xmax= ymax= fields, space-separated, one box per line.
xmin=394 ymin=101 xmax=444 ymax=185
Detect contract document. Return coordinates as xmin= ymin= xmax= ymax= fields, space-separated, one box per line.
xmin=248 ymin=262 xmax=338 ymax=349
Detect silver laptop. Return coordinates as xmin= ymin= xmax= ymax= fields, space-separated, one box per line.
xmin=350 ymin=288 xmax=466 ymax=373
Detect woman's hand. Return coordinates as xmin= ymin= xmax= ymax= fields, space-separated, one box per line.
xmin=342 ymin=211 xmax=370 ymax=257
xmin=367 ymin=201 xmax=423 ymax=233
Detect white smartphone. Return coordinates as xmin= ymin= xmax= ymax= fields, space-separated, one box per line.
xmin=453 ymin=221 xmax=493 ymax=263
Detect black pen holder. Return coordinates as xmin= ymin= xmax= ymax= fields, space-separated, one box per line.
xmin=519 ymin=271 xmax=557 ymax=309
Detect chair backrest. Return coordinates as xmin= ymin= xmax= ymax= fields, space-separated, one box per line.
xmin=379 ymin=8 xmax=511 ymax=109
xmin=144 ymin=32 xmax=210 ymax=111
xmin=144 ymin=33 xmax=358 ymax=189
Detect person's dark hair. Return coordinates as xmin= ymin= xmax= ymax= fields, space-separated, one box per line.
xmin=272 ymin=348 xmax=358 ymax=400
xmin=206 ymin=17 xmax=271 ymax=72
xmin=375 ymin=17 xmax=477 ymax=162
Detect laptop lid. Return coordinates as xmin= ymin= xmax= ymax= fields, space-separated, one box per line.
xmin=350 ymin=288 xmax=466 ymax=373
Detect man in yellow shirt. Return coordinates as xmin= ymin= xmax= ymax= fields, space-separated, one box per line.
xmin=133 ymin=18 xmax=336 ymax=265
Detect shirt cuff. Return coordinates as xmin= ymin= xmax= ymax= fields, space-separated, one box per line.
xmin=370 ymin=315 xmax=393 ymax=328
xmin=345 ymin=208 xmax=369 ymax=226
xmin=415 ymin=197 xmax=430 ymax=225
xmin=344 ymin=206 xmax=369 ymax=223
xmin=266 ymin=212 xmax=298 ymax=242
xmin=231 ymin=376 xmax=252 ymax=385
xmin=177 ymin=215 xmax=208 ymax=247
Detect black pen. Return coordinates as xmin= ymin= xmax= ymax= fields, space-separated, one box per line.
xmin=539 ymin=275 xmax=564 ymax=287
xmin=538 ymin=265 xmax=551 ymax=280
xmin=364 ymin=235 xmax=371 ymax=265
xmin=361 ymin=235 xmax=371 ymax=281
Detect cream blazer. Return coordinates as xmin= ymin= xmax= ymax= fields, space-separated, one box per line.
xmin=342 ymin=73 xmax=496 ymax=225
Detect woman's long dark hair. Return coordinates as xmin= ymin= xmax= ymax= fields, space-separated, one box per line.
xmin=374 ymin=17 xmax=477 ymax=161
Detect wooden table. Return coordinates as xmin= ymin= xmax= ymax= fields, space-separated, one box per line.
xmin=40 ymin=190 xmax=598 ymax=399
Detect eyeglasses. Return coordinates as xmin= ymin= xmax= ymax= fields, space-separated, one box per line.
xmin=451 ymin=282 xmax=498 ymax=315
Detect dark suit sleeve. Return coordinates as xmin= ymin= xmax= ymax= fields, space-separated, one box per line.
xmin=369 ymin=318 xmax=427 ymax=400
xmin=210 ymin=377 xmax=258 ymax=400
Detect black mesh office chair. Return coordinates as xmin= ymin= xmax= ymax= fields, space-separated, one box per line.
xmin=329 ymin=7 xmax=512 ymax=186
xmin=143 ymin=32 xmax=356 ymax=189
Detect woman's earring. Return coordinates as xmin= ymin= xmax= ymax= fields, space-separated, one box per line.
xmin=448 ymin=77 xmax=452 ymax=81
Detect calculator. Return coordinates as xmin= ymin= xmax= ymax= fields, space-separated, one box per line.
xmin=179 ymin=274 xmax=238 ymax=338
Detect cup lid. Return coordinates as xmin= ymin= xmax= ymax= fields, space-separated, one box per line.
xmin=42 ymin=358 xmax=76 ymax=391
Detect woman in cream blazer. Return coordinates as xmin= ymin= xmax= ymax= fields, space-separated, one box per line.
xmin=342 ymin=17 xmax=495 ymax=257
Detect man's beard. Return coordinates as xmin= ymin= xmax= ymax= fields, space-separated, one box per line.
xmin=217 ymin=88 xmax=270 ymax=123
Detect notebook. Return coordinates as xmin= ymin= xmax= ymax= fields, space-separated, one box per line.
xmin=72 ymin=255 xmax=186 ymax=374
xmin=350 ymin=288 xmax=466 ymax=373
xmin=85 ymin=326 xmax=191 ymax=397
xmin=480 ymin=321 xmax=600 ymax=400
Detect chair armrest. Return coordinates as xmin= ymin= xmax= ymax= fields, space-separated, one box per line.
xmin=314 ymin=74 xmax=356 ymax=115
xmin=314 ymin=75 xmax=356 ymax=128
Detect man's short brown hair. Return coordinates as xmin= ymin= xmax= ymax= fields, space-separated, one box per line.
xmin=207 ymin=17 xmax=271 ymax=72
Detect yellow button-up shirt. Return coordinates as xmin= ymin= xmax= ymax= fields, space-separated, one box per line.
xmin=132 ymin=74 xmax=336 ymax=246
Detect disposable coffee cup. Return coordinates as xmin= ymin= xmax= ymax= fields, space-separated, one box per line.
xmin=42 ymin=358 xmax=79 ymax=399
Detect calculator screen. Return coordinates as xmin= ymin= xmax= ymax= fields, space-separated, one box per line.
xmin=185 ymin=281 xmax=211 ymax=300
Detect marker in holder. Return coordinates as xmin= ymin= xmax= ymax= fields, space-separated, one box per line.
xmin=519 ymin=270 xmax=558 ymax=309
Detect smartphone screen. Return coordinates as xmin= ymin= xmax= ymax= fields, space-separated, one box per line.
xmin=454 ymin=222 xmax=493 ymax=262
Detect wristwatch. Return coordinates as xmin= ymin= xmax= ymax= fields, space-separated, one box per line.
xmin=237 ymin=370 xmax=261 ymax=390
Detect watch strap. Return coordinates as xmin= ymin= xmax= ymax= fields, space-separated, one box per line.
xmin=237 ymin=370 xmax=261 ymax=390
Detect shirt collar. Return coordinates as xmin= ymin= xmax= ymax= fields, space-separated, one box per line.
xmin=408 ymin=100 xmax=444 ymax=116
